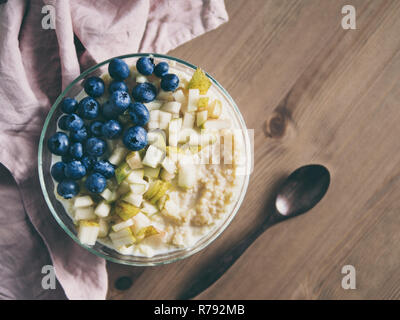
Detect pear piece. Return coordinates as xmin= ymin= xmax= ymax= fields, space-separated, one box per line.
xmin=126 ymin=151 xmax=143 ymax=170
xmin=78 ymin=221 xmax=99 ymax=246
xmin=188 ymin=68 xmax=212 ymax=95
xmin=114 ymin=201 xmax=141 ymax=220
xmin=74 ymin=195 xmax=94 ymax=208
xmin=143 ymin=180 xmax=163 ymax=200
xmin=94 ymin=200 xmax=111 ymax=218
xmin=115 ymin=162 xmax=133 ymax=184
xmin=196 ymin=110 xmax=208 ymax=127
xmin=150 ymin=181 xmax=170 ymax=204
xmin=109 ymin=228 xmax=136 ymax=248
xmin=143 ymin=166 xmax=161 ymax=179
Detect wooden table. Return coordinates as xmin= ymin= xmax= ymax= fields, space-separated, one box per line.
xmin=107 ymin=0 xmax=400 ymax=299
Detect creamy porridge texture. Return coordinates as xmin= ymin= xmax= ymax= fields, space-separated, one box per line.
xmin=48 ymin=56 xmax=245 ymax=257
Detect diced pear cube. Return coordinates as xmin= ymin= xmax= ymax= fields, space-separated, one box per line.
xmin=78 ymin=221 xmax=99 ymax=246
xmin=143 ymin=180 xmax=163 ymax=200
xmin=207 ymin=99 xmax=222 ymax=118
xmin=178 ymin=162 xmax=197 ymax=189
xmin=196 ymin=110 xmax=208 ymax=127
xmin=135 ymin=225 xmax=160 ymax=243
xmin=112 ymin=218 xmax=134 ymax=232
xmin=126 ymin=151 xmax=143 ymax=170
xmin=94 ymin=200 xmax=111 ymax=218
xmin=169 ymin=131 xmax=179 ymax=147
xmin=143 ymin=166 xmax=161 ymax=179
xmin=126 ymin=169 xmax=145 ymax=184
xmin=131 ymin=212 xmax=151 ymax=234
xmin=108 ymin=147 xmax=129 ymax=166
xmin=135 ymin=74 xmax=147 ymax=83
xmin=187 ymin=89 xmax=200 ymax=112
xmin=169 ymin=118 xmax=182 ymax=133
xmin=182 ymin=112 xmax=195 ymax=129
xmin=158 ymin=111 xmax=172 ymax=130
xmin=100 ymin=188 xmax=117 ymax=202
xmin=115 ymin=162 xmax=133 ymax=184
xmin=161 ymin=157 xmax=177 ymax=174
xmin=109 ymin=228 xmax=136 ymax=248
xmin=149 ymin=110 xmax=160 ymax=123
xmin=123 ymin=193 xmax=143 ymax=207
xmin=172 ymin=89 xmax=186 ymax=104
xmin=116 ymin=181 xmax=131 ymax=196
xmin=98 ymin=218 xmax=109 ymax=238
xmin=148 ymin=121 xmax=159 ymax=129
xmin=75 ymin=207 xmax=96 ymax=221
xmin=74 ymin=196 xmax=93 ymax=208
xmin=147 ymin=129 xmax=167 ymax=152
xmin=141 ymin=201 xmax=159 ymax=216
xmin=145 ymin=100 xmax=163 ymax=111
xmin=142 ymin=145 xmax=165 ymax=168
xmin=114 ymin=201 xmax=141 ymax=220
xmin=129 ymin=181 xmax=147 ymax=194
xmin=161 ymin=101 xmax=181 ymax=114
xmin=162 ymin=199 xmax=181 ymax=223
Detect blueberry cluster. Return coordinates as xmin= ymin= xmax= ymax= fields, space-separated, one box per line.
xmin=48 ymin=56 xmax=180 ymax=199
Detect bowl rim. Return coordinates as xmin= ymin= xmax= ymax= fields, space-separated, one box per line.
xmin=38 ymin=53 xmax=251 ymax=266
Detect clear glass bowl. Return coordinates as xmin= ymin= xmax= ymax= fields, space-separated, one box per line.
xmin=38 ymin=53 xmax=251 ymax=266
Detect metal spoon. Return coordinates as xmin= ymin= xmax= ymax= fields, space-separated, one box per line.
xmin=179 ymin=164 xmax=330 ymax=300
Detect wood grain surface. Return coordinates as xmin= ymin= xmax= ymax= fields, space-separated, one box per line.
xmin=107 ymin=0 xmax=400 ymax=299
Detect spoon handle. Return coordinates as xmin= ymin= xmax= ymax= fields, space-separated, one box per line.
xmin=179 ymin=213 xmax=281 ymax=300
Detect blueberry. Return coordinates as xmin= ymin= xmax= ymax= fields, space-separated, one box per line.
xmin=132 ymin=82 xmax=157 ymax=103
xmin=85 ymin=173 xmax=107 ymax=193
xmin=65 ymin=113 xmax=84 ymax=131
xmin=108 ymin=58 xmax=130 ymax=81
xmin=160 ymin=73 xmax=179 ymax=91
xmin=69 ymin=142 xmax=83 ymax=159
xmin=89 ymin=120 xmax=104 ymax=137
xmin=102 ymin=101 xmax=120 ymax=120
xmin=128 ymin=102 xmax=149 ymax=126
xmin=93 ymin=160 xmax=115 ymax=179
xmin=109 ymin=80 xmax=128 ymax=94
xmin=154 ymin=62 xmax=169 ymax=77
xmin=61 ymin=97 xmax=78 ymax=114
xmin=70 ymin=126 xmax=89 ymax=143
xmin=81 ymin=155 xmax=97 ymax=171
xmin=58 ymin=115 xmax=69 ymax=130
xmin=136 ymin=57 xmax=154 ymax=75
xmin=57 ymin=180 xmax=80 ymax=199
xmin=51 ymin=162 xmax=66 ymax=182
xmin=85 ymin=137 xmax=107 ymax=157
xmin=109 ymin=90 xmax=131 ymax=114
xmin=64 ymin=160 xmax=86 ymax=180
xmin=84 ymin=76 xmax=105 ymax=98
xmin=47 ymin=132 xmax=70 ymax=156
xmin=102 ymin=119 xmax=122 ymax=139
xmin=77 ymin=97 xmax=99 ymax=120
xmin=123 ymin=126 xmax=148 ymax=151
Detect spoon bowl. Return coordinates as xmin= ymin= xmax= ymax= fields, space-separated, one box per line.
xmin=275 ymin=164 xmax=330 ymax=217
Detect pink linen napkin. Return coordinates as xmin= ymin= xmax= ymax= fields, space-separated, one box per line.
xmin=0 ymin=0 xmax=228 ymax=299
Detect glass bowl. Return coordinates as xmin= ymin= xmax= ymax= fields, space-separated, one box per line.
xmin=38 ymin=53 xmax=252 ymax=266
